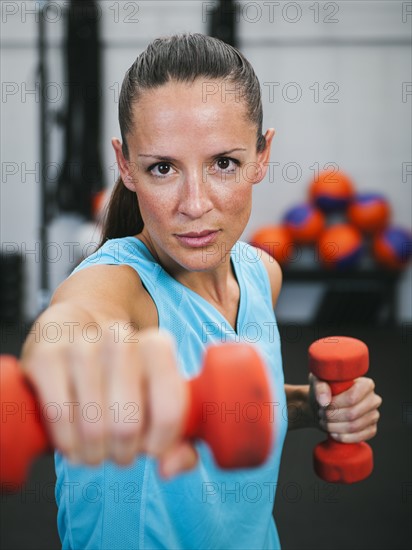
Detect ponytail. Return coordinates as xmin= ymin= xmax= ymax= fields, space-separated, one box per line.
xmin=98 ymin=177 xmax=143 ymax=248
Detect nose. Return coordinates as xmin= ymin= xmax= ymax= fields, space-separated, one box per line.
xmin=178 ymin=173 xmax=214 ymax=219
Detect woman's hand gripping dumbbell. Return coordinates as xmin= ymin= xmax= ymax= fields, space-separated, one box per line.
xmin=0 ymin=337 xmax=273 ymax=488
xmin=309 ymin=336 xmax=379 ymax=483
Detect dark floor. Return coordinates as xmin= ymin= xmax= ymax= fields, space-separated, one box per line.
xmin=274 ymin=324 xmax=412 ymax=550
xmin=1 ymin=322 xmax=411 ymax=550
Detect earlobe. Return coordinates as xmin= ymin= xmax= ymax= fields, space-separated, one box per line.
xmin=123 ymin=175 xmax=136 ymax=192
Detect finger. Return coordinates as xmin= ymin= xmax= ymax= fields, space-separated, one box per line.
xmin=311 ymin=374 xmax=332 ymax=407
xmin=104 ymin=327 xmax=145 ymax=465
xmin=329 ymin=377 xmax=378 ymax=410
xmin=140 ymin=330 xmax=188 ymax=457
xmin=158 ymin=441 xmax=198 ymax=479
xmin=24 ymin=351 xmax=78 ymax=461
xmin=319 ymin=408 xmax=380 ymax=436
xmin=328 ymin=422 xmax=379 ymax=444
xmin=321 ymin=392 xmax=382 ymax=423
xmin=69 ymin=343 xmax=106 ymax=465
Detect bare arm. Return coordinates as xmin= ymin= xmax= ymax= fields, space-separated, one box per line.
xmin=20 ymin=264 xmax=196 ymax=475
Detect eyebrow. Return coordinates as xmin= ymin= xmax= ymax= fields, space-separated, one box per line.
xmin=137 ymin=148 xmax=247 ymax=161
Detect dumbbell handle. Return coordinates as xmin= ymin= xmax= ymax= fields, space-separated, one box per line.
xmin=1 ymin=344 xmax=273 ymax=488
xmin=319 ymin=378 xmax=359 ymax=474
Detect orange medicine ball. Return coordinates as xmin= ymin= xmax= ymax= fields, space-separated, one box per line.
xmin=283 ymin=204 xmax=325 ymax=244
xmin=347 ymin=193 xmax=390 ymax=234
xmin=318 ymin=224 xmax=363 ymax=269
xmin=249 ymin=225 xmax=294 ymax=265
xmin=373 ymin=227 xmax=412 ymax=270
xmin=309 ymin=170 xmax=355 ymax=212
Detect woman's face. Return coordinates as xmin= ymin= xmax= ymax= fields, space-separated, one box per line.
xmin=113 ymin=78 xmax=274 ymax=273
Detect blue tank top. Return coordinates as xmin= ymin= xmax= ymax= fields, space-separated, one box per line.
xmin=55 ymin=237 xmax=287 ymax=549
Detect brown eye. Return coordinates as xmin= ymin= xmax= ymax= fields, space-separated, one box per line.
xmin=217 ymin=158 xmax=230 ymax=170
xmin=158 ymin=163 xmax=170 ymax=174
xmin=214 ymin=157 xmax=239 ymax=173
xmin=148 ymin=162 xmax=175 ymax=177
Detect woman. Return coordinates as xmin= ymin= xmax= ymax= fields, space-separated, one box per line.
xmin=21 ymin=34 xmax=381 ymax=549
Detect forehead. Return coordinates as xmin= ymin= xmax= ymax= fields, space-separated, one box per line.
xmin=128 ymin=79 xmax=256 ymax=152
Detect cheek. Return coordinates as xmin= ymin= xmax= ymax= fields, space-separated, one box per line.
xmin=137 ymin=187 xmax=174 ymax=225
xmin=219 ymin=182 xmax=253 ymax=214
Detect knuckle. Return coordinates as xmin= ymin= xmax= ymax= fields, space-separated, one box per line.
xmin=71 ymin=340 xmax=99 ymax=360
xmin=325 ymin=410 xmax=338 ymax=423
xmin=346 ymin=408 xmax=357 ymax=422
xmin=346 ymin=391 xmax=358 ymax=408
xmin=48 ymin=409 xmax=74 ymax=438
xmin=109 ymin=418 xmax=143 ymax=441
xmin=347 ymin=421 xmax=357 ymax=434
xmin=348 ymin=418 xmax=364 ymax=434
xmin=79 ymin=420 xmax=105 ymax=442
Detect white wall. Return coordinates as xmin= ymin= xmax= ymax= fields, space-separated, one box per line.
xmin=1 ymin=1 xmax=411 ymax=321
xmin=236 ymin=0 xmax=412 ymax=321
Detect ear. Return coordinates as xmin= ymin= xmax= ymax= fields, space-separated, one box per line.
xmin=111 ymin=137 xmax=136 ymax=192
xmin=254 ymin=128 xmax=275 ymax=184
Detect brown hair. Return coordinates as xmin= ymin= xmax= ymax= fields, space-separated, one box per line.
xmin=100 ymin=33 xmax=265 ymax=246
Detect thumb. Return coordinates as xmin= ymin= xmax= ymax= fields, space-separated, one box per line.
xmin=158 ymin=441 xmax=198 ymax=479
xmin=310 ymin=374 xmax=332 ymax=408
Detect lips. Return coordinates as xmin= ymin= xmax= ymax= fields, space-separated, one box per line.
xmin=175 ymin=229 xmax=220 ymax=247
xmin=178 ymin=230 xmax=216 ymax=238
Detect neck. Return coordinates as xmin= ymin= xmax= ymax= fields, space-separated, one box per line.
xmin=136 ymin=232 xmax=238 ymax=308
xmin=176 ymin=261 xmax=234 ymax=303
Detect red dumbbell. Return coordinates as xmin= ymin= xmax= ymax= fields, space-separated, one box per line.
xmin=1 ymin=343 xmax=273 ymax=487
xmin=309 ymin=336 xmax=373 ymax=484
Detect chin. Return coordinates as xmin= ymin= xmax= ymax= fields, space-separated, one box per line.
xmin=177 ymin=250 xmax=227 ymax=272
xmin=172 ymin=241 xmax=234 ymax=271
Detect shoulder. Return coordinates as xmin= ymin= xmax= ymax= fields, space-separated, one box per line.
xmin=73 ymin=237 xmax=144 ymax=272
xmin=52 ymin=260 xmax=157 ymax=329
xmin=251 ymin=245 xmax=283 ymax=308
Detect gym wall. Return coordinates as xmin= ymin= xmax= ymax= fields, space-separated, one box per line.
xmin=1 ymin=1 xmax=411 ymax=322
